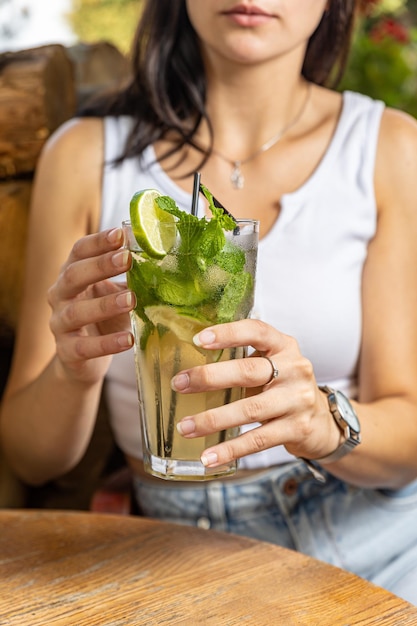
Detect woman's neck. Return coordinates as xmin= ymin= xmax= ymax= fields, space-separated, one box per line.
xmin=201 ymin=68 xmax=309 ymax=160
xmin=194 ymin=45 xmax=306 ymax=149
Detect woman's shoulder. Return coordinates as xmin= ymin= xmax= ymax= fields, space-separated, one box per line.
xmin=331 ymin=90 xmax=417 ymax=170
xmin=375 ymin=106 xmax=417 ymax=210
xmin=36 ymin=117 xmax=105 ymax=193
xmin=33 ymin=117 xmax=105 ymax=231
xmin=42 ymin=117 xmax=104 ymax=162
xmin=378 ymin=106 xmax=417 ymax=178
xmin=379 ymin=106 xmax=417 ymax=157
xmin=41 ymin=115 xmax=135 ymax=163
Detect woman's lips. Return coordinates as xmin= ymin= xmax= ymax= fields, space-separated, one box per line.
xmin=222 ymin=4 xmax=275 ymax=27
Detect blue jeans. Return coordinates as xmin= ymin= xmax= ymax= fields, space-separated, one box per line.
xmin=133 ymin=460 xmax=417 ymax=605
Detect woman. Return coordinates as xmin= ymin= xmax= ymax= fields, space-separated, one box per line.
xmin=2 ymin=0 xmax=417 ymax=602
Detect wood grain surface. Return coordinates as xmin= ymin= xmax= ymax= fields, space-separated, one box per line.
xmin=0 ymin=45 xmax=76 ymax=178
xmin=0 ymin=509 xmax=416 ymax=625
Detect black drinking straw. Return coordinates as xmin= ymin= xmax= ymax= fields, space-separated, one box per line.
xmin=191 ymin=171 xmax=201 ymax=217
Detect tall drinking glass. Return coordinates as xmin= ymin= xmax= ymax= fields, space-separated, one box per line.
xmin=123 ymin=217 xmax=258 ymax=480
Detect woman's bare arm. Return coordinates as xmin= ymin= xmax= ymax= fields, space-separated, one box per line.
xmin=0 ymin=118 xmax=133 ymax=484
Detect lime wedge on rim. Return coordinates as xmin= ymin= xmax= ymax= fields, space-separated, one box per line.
xmin=130 ymin=189 xmax=176 ymax=258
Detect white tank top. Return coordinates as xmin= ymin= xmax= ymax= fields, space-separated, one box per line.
xmin=100 ymin=91 xmax=384 ymax=469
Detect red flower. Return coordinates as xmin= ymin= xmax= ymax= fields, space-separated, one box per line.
xmin=369 ymin=17 xmax=410 ymax=43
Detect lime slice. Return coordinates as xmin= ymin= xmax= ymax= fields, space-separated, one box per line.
xmin=144 ymin=305 xmax=223 ymax=362
xmin=130 ymin=189 xmax=176 ymax=258
xmin=144 ymin=305 xmax=208 ymax=344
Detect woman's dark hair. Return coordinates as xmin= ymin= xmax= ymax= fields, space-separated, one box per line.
xmin=82 ymin=0 xmax=356 ymax=166
xmin=303 ymin=0 xmax=356 ymax=86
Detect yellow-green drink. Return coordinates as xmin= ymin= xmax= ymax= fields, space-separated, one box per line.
xmin=123 ymin=188 xmax=258 ymax=480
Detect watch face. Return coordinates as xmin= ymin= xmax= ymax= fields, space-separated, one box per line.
xmin=334 ymin=390 xmax=361 ymax=433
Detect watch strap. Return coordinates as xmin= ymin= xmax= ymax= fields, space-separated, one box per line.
xmin=311 ymin=437 xmax=359 ymax=464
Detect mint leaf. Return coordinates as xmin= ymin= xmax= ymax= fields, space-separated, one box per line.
xmin=155 ymin=195 xmax=182 ymax=217
xmin=127 ymin=257 xmax=161 ymax=312
xmin=176 ymin=213 xmax=207 ymax=253
xmin=213 ymin=240 xmax=245 ymax=274
xmin=217 ymin=272 xmax=253 ymax=323
xmin=198 ymin=218 xmax=225 ymax=260
xmin=140 ymin=185 xmax=248 ymax=321
xmin=157 ymin=273 xmax=209 ymax=306
xmin=199 ymin=183 xmax=237 ymax=231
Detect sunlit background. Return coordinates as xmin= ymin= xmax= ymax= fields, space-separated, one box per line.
xmin=0 ymin=0 xmax=416 ymax=116
xmin=0 ymin=0 xmax=76 ymax=51
xmin=0 ymin=0 xmax=141 ymax=53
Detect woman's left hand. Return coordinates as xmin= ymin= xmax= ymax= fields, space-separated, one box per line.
xmin=172 ymin=319 xmax=342 ymax=468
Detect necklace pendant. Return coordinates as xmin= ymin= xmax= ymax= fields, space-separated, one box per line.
xmin=230 ymin=162 xmax=244 ymax=190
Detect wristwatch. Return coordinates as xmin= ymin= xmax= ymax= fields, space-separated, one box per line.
xmin=300 ymin=386 xmax=361 ymax=482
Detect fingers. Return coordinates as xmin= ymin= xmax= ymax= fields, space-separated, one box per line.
xmin=197 ymin=389 xmax=338 ymax=469
xmin=172 ymin=318 xmax=323 ymax=467
xmin=172 ymin=319 xmax=310 ymax=395
xmin=51 ymin=229 xmax=131 ymax=301
xmin=177 ymin=387 xmax=292 ymax=436
xmin=171 ymin=354 xmax=282 ymax=393
xmin=178 ymin=394 xmax=315 ymax=470
xmin=57 ymin=249 xmax=130 ymax=300
xmin=50 ymin=289 xmax=135 ymax=335
xmin=56 ymin=330 xmax=134 ymax=364
xmin=193 ymin=319 xmax=291 ymax=355
xmin=199 ymin=418 xmax=304 ymax=469
xmin=70 ymin=227 xmax=124 ymax=263
xmin=46 ymin=229 xmax=137 ymax=368
xmin=177 ymin=376 xmax=314 ymax=437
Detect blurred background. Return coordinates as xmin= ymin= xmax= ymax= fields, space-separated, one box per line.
xmin=0 ymin=0 xmax=416 ymax=115
xmin=340 ymin=0 xmax=417 ymax=116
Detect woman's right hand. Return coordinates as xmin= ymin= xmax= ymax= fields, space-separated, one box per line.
xmin=48 ymin=227 xmax=135 ymax=385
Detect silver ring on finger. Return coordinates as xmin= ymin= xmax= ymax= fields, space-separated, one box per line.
xmin=261 ymin=355 xmax=279 ymax=385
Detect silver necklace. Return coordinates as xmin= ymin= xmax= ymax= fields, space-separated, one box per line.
xmin=212 ymin=83 xmax=312 ymax=190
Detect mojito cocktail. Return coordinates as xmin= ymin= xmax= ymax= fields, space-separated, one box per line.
xmin=124 ymin=187 xmax=258 ymax=480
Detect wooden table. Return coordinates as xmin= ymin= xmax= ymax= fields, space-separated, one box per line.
xmin=0 ymin=510 xmax=416 ymax=625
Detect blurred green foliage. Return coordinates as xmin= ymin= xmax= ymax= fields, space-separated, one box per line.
xmin=341 ymin=0 xmax=417 ymax=116
xmin=68 ymin=0 xmax=142 ymax=55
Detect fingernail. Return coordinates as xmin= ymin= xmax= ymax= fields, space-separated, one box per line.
xmin=201 ymin=452 xmax=218 ymax=467
xmin=194 ymin=329 xmax=216 ymax=347
xmin=176 ymin=418 xmax=195 ymax=436
xmin=112 ymin=250 xmax=130 ymax=268
xmin=117 ymin=333 xmax=133 ymax=348
xmin=171 ymin=373 xmax=189 ymax=391
xmin=107 ymin=228 xmax=122 ymax=243
xmin=116 ymin=292 xmax=134 ymax=309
